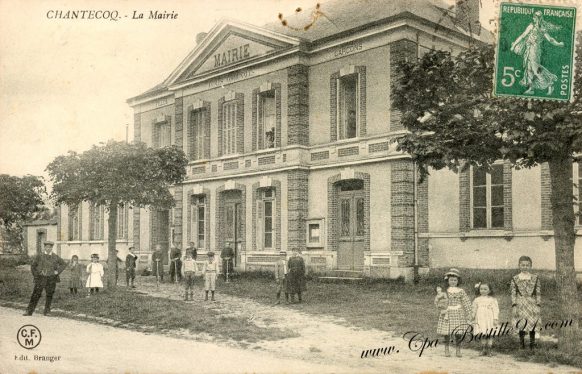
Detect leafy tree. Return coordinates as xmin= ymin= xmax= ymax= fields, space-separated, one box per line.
xmin=0 ymin=174 xmax=47 ymax=252
xmin=47 ymin=141 xmax=188 ymax=288
xmin=393 ymin=44 xmax=581 ymax=350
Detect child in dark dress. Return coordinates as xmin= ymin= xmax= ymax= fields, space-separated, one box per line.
xmin=67 ymin=255 xmax=82 ymax=295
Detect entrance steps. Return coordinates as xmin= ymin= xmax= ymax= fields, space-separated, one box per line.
xmin=316 ymin=270 xmax=364 ymax=282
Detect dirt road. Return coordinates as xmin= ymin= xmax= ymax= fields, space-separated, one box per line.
xmin=0 ymin=306 xmax=349 ymax=374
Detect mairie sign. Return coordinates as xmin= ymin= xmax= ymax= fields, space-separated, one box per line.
xmin=214 ymin=43 xmax=251 ymax=68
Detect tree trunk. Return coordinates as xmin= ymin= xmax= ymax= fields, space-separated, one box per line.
xmin=107 ymin=203 xmax=118 ymax=290
xmin=548 ymin=158 xmax=580 ymax=351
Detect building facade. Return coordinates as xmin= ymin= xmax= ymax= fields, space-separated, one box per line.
xmin=57 ymin=0 xmax=582 ymax=278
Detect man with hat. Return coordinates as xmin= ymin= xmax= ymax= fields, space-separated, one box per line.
xmin=24 ymin=241 xmax=67 ymax=316
xmin=152 ymin=244 xmax=164 ymax=282
xmin=203 ymin=251 xmax=218 ymax=301
xmin=274 ymin=250 xmax=289 ymax=305
xmin=169 ymin=245 xmax=183 ymax=283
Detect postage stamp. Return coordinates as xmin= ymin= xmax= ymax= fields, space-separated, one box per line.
xmin=494 ymin=2 xmax=577 ymax=101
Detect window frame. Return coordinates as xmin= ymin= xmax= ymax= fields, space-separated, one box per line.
xmin=256 ymin=188 xmax=276 ymax=251
xmin=68 ymin=205 xmax=82 ymax=241
xmin=190 ymin=109 xmax=207 ymax=160
xmin=116 ymin=204 xmax=129 ymax=240
xmin=336 ymin=73 xmax=360 ymax=141
xmin=222 ymin=101 xmax=237 ymax=155
xmin=258 ymin=90 xmax=276 ymax=150
xmin=470 ymin=164 xmax=505 ymax=229
xmin=190 ymin=195 xmax=206 ymax=250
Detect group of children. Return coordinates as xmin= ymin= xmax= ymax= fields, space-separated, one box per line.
xmin=435 ymin=256 xmax=541 ymax=357
xmin=66 ymin=253 xmax=105 ymax=296
xmin=182 ymin=249 xmax=219 ymax=302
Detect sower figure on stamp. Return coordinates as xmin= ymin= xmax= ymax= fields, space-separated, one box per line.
xmin=286 ymin=248 xmax=306 ymax=303
xmin=125 ymin=247 xmax=137 ymax=288
xmin=221 ymin=245 xmax=234 ymax=281
xmin=511 ymin=255 xmax=541 ymax=350
xmin=152 ymin=244 xmax=164 ymax=283
xmin=274 ymin=250 xmax=289 ymax=305
xmin=169 ymin=246 xmax=182 ymax=283
xmin=24 ymin=241 xmax=66 ymax=316
xmin=182 ymin=250 xmax=198 ymax=301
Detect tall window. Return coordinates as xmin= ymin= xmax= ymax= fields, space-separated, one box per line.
xmin=259 ymin=91 xmax=275 ymax=149
xmin=222 ymin=101 xmax=237 ymax=155
xmin=117 ymin=204 xmax=129 ymax=240
xmin=190 ymin=196 xmax=206 ymax=249
xmin=154 ymin=119 xmax=171 ymax=148
xmin=68 ymin=205 xmax=82 ymax=241
xmin=89 ymin=204 xmax=104 ymax=240
xmin=257 ymin=188 xmax=276 ymax=250
xmin=337 ymin=73 xmax=358 ymax=140
xmin=472 ymin=165 xmax=504 ymax=229
xmin=190 ymin=109 xmax=206 ymax=160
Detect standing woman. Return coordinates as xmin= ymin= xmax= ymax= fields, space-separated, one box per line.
xmin=436 ymin=268 xmax=472 ymax=357
xmin=86 ymin=253 xmax=104 ymax=296
xmin=286 ymin=248 xmax=306 ymax=303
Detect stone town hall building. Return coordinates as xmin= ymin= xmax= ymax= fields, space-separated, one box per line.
xmin=55 ymin=0 xmax=582 ymax=279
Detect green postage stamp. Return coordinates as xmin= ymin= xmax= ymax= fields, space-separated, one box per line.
xmin=494 ymin=3 xmax=577 ymax=101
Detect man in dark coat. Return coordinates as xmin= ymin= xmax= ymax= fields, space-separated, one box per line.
xmin=169 ymin=246 xmax=182 ymax=283
xmin=152 ymin=244 xmax=164 ymax=282
xmin=221 ymin=246 xmax=235 ymax=281
xmin=286 ymin=248 xmax=306 ymax=303
xmin=125 ymin=246 xmax=138 ymax=288
xmin=24 ymin=241 xmax=67 ymax=316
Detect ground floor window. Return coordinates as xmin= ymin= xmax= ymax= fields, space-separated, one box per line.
xmin=190 ymin=195 xmax=206 ymax=249
xmin=256 ymin=188 xmax=276 ymax=250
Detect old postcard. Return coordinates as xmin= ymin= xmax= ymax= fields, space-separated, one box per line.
xmin=1 ymin=0 xmax=581 ymax=373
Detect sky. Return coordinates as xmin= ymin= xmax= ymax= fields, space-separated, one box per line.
xmin=0 ymin=0 xmax=497 ymax=182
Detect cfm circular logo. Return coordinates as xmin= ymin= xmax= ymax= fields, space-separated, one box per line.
xmin=17 ymin=325 xmax=42 ymax=349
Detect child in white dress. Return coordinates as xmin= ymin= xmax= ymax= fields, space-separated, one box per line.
xmin=472 ymin=282 xmax=499 ymax=356
xmin=86 ymin=253 xmax=104 ymax=296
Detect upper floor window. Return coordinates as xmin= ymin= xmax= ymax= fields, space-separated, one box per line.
xmin=259 ymin=91 xmax=275 ymax=149
xmin=68 ymin=205 xmax=82 ymax=241
xmin=472 ymin=165 xmax=504 ymax=229
xmin=330 ymin=66 xmax=366 ymax=142
xmin=222 ymin=101 xmax=237 ymax=155
xmin=338 ymin=74 xmax=358 ymax=140
xmin=190 ymin=109 xmax=207 ymax=160
xmin=153 ymin=115 xmax=171 ymax=148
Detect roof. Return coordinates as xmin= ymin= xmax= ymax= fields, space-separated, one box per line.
xmin=130 ymin=0 xmax=493 ymax=102
xmin=263 ymin=0 xmax=492 ymax=43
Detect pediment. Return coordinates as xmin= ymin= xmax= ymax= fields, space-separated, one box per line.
xmin=167 ymin=20 xmax=301 ymax=86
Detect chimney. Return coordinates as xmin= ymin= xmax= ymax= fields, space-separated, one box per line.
xmin=195 ymin=32 xmax=208 ymax=45
xmin=456 ymin=0 xmax=480 ymax=35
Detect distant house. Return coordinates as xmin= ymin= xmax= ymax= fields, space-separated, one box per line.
xmin=23 ymin=220 xmax=57 ymax=257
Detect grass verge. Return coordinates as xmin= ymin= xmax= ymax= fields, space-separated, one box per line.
xmin=220 ymin=269 xmax=582 ymax=368
xmin=0 ymin=262 xmax=295 ymax=343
